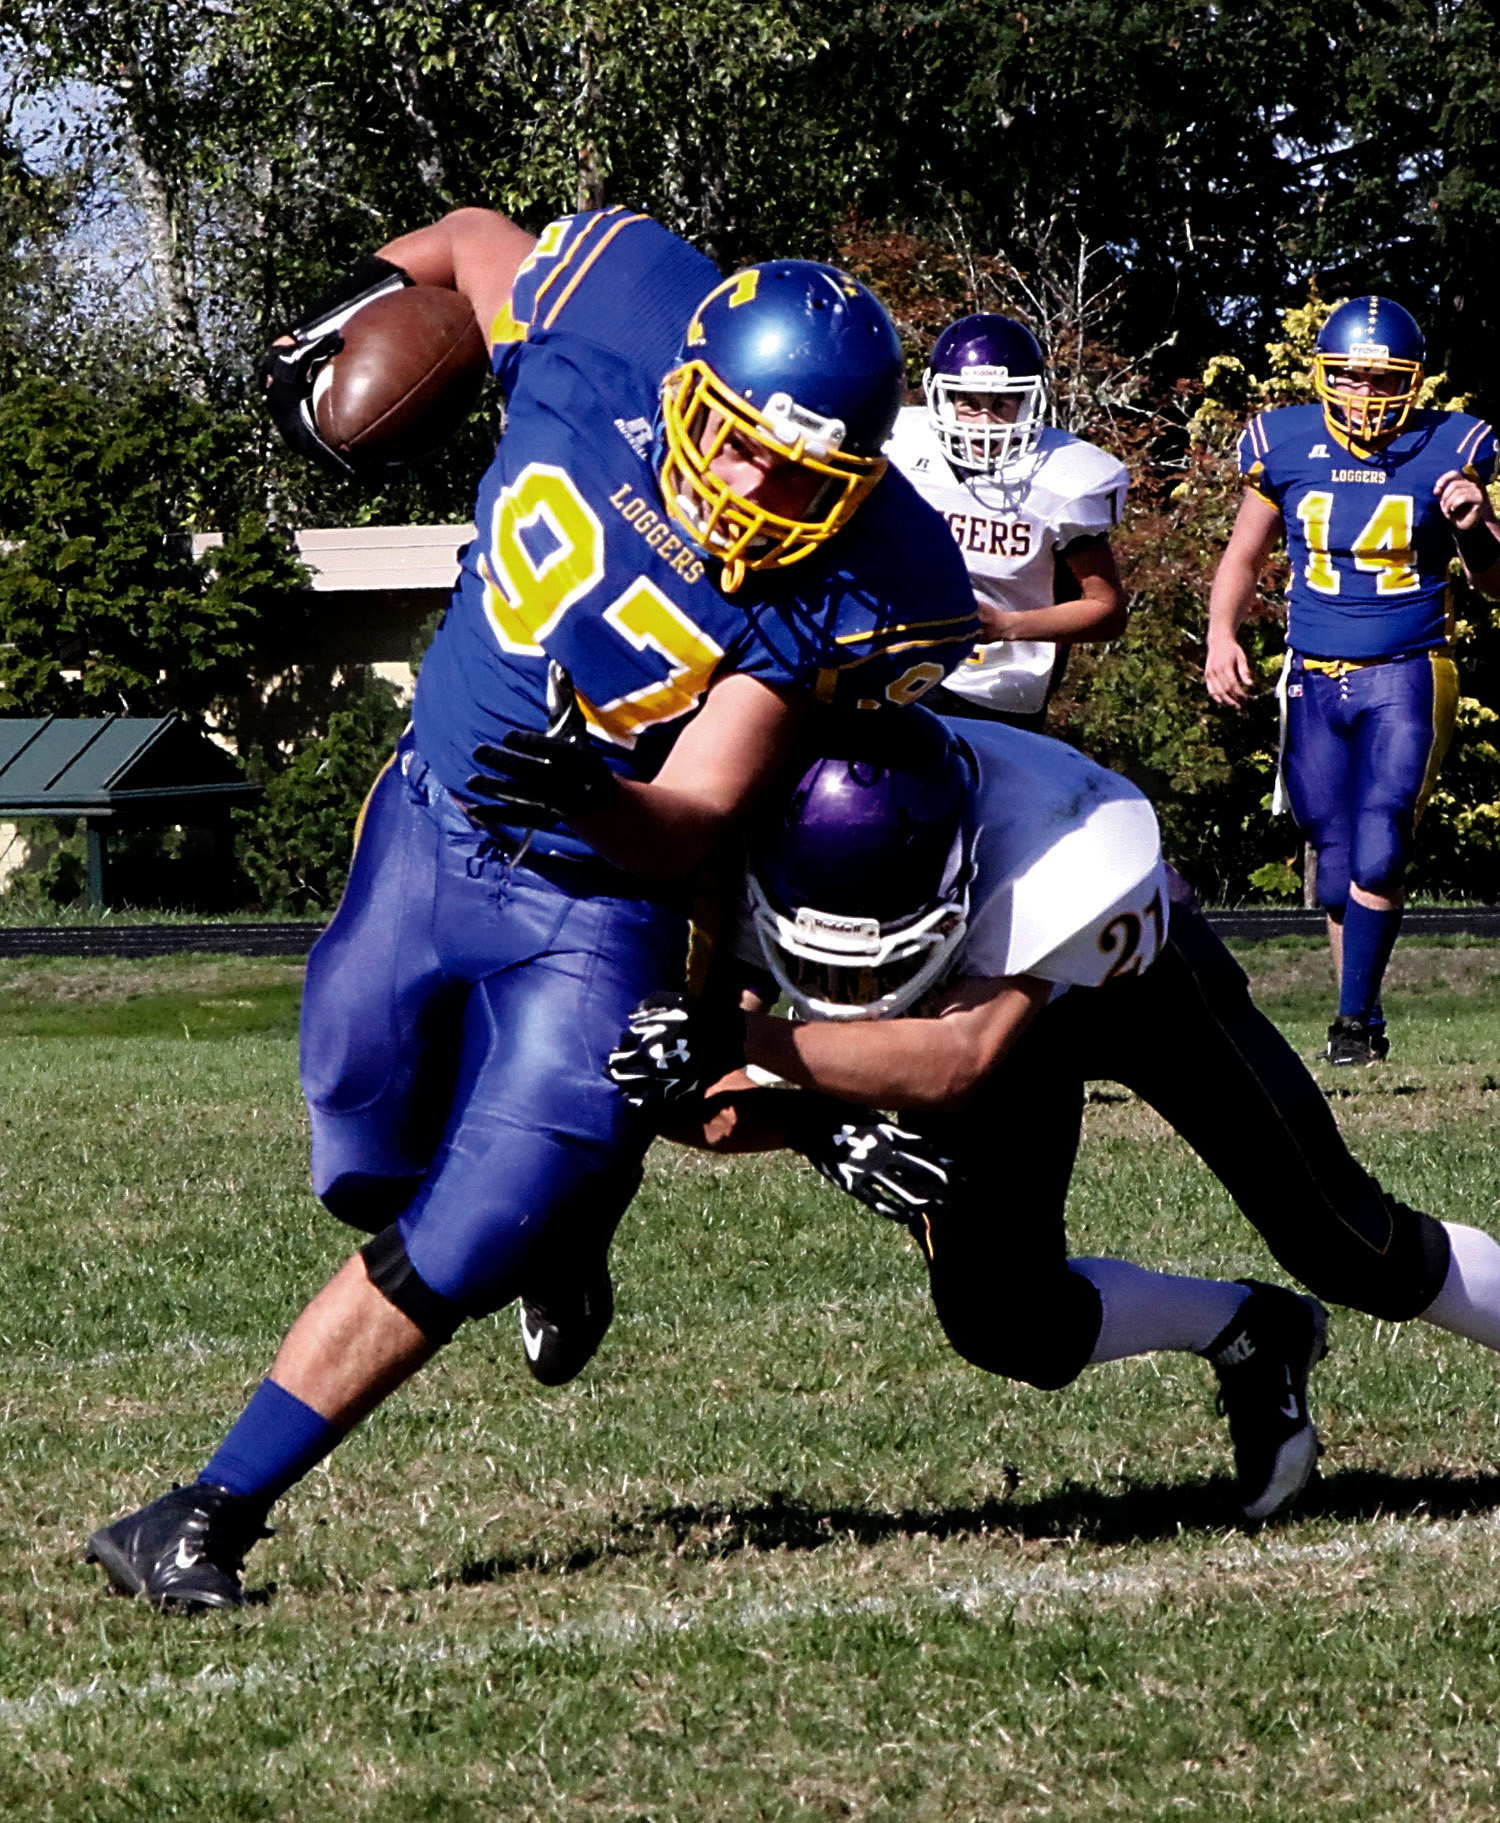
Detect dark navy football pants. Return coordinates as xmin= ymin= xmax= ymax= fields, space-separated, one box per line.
xmin=1282 ymin=649 xmax=1458 ymax=912
xmin=300 ymin=736 xmax=687 ymax=1318
xmin=907 ymin=890 xmax=1451 ymax=1390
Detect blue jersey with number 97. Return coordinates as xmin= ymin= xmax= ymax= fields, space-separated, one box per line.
xmin=412 ymin=208 xmax=979 ymax=852
xmin=1239 ymin=401 xmax=1498 ymax=660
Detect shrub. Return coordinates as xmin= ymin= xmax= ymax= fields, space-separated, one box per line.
xmin=236 ymin=684 xmax=408 ymax=915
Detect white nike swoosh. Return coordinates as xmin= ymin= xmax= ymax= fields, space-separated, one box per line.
xmin=1280 ymin=1396 xmax=1301 ymax=1420
xmin=173 ymin=1539 xmax=201 ymax=1570
xmin=519 ymin=1310 xmax=546 ymax=1362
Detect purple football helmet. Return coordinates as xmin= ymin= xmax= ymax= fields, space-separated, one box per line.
xmin=747 ymin=709 xmax=976 ymax=1020
xmin=924 ymin=313 xmax=1047 ymax=473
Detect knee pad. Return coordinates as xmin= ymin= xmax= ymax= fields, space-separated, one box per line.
xmin=361 ymin=1224 xmax=467 ymax=1344
xmin=929 ymin=1265 xmax=1101 ymax=1391
xmin=1317 ymin=880 xmax=1349 ymax=917
xmin=1350 ymin=801 xmax=1414 ymax=899
xmin=1286 ymin=1196 xmax=1451 ymax=1322
xmin=1349 ymin=845 xmax=1408 ymax=900
xmin=320 ymin=1172 xmax=426 ymax=1235
xmin=1314 ymin=847 xmax=1351 ymax=916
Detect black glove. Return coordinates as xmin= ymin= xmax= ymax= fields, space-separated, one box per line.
xmin=786 ymin=1101 xmax=958 ymax=1223
xmin=466 ymin=662 xmax=618 ymax=831
xmin=606 ymin=990 xmax=748 ymax=1107
xmin=257 ymin=255 xmax=413 ymax=478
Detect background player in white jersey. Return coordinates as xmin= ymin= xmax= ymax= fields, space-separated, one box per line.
xmin=611 ymin=708 xmax=1500 ymax=1520
xmin=885 ymin=314 xmax=1129 ymax=730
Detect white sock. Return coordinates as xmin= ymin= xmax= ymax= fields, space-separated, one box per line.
xmin=1419 ymin=1223 xmax=1500 ymax=1351
xmin=1074 ymin=1257 xmax=1251 ymax=1364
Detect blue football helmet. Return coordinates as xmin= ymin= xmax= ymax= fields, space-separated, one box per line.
xmin=1312 ymin=297 xmax=1425 ymax=446
xmin=924 ymin=313 xmax=1047 ymax=473
xmin=658 ymin=261 xmax=905 ymax=593
xmin=747 ymin=708 xmax=976 ymax=1021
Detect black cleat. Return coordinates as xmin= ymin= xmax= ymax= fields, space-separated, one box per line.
xmin=518 ymin=1266 xmax=614 ymax=1387
xmin=1206 ymin=1281 xmax=1330 ymax=1523
xmin=86 ymin=1483 xmax=271 ymax=1611
xmin=1326 ymin=1015 xmax=1383 ymax=1066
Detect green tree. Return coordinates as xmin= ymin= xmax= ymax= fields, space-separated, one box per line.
xmin=0 ymin=376 xmax=301 ymax=716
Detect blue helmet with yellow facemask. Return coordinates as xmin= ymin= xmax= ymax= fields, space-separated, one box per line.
xmin=657 ymin=261 xmax=905 ymax=593
xmin=1312 ymin=296 xmax=1426 ymax=448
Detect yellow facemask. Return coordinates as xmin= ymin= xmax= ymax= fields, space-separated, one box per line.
xmin=1313 ymin=353 xmax=1424 ymax=448
xmin=657 ymin=361 xmax=887 ymax=594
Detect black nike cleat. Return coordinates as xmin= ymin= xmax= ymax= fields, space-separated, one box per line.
xmin=518 ymin=1266 xmax=614 ymax=1387
xmin=1206 ymin=1281 xmax=1330 ymax=1523
xmin=86 ymin=1483 xmax=271 ymax=1611
xmin=1326 ymin=1015 xmax=1384 ymax=1066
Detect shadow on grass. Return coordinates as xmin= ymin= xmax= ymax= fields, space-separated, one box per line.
xmin=452 ymin=1467 xmax=1500 ymax=1585
xmin=1302 ymin=1465 xmax=1500 ymax=1526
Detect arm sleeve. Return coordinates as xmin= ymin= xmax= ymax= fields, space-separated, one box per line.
xmin=493 ymin=208 xmax=720 ymax=382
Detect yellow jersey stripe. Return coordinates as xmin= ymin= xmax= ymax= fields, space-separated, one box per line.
xmin=832 ymin=615 xmax=978 ymax=648
xmin=528 ymin=208 xmax=627 ymax=319
xmin=540 ymin=213 xmax=652 ymax=331
xmin=1415 ymin=650 xmax=1460 ymax=826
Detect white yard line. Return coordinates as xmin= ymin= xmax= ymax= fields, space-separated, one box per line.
xmin=6 ymin=1508 xmax=1499 ymax=1732
xmin=2 ymin=1335 xmax=257 ymax=1377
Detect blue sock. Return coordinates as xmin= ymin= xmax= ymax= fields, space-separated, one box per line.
xmin=200 ymin=1380 xmax=343 ymax=1506
xmin=1338 ymin=901 xmax=1402 ymax=1022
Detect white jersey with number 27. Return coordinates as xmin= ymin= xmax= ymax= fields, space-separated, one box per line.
xmin=884 ymin=408 xmax=1129 ymax=715
xmin=958 ymin=720 xmax=1167 ymax=988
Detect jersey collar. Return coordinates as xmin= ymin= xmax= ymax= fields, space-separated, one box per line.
xmin=1325 ymin=414 xmax=1402 ymax=462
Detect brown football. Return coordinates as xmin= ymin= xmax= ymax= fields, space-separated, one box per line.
xmin=313 ymin=285 xmax=488 ymax=470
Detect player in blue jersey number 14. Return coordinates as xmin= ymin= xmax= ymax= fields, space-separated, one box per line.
xmin=85 ymin=205 xmax=979 ymax=1611
xmin=1205 ymin=297 xmax=1500 ymax=1065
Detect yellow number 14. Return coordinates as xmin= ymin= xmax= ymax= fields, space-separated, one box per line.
xmin=1295 ymin=491 xmax=1419 ymax=597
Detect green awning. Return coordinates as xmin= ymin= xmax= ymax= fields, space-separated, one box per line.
xmin=0 ymin=715 xmax=259 ymax=818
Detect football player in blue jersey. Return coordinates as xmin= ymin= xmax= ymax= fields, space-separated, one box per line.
xmin=84 ymin=205 xmax=980 ymax=1611
xmin=1205 ymin=297 xmax=1500 ymax=1065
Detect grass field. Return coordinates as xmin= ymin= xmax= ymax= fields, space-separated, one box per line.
xmin=3 ymin=944 xmax=1500 ymax=1819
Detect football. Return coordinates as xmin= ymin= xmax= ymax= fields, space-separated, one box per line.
xmin=312 ymin=284 xmax=488 ymax=471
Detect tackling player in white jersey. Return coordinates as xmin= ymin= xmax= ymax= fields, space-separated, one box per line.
xmin=884 ymin=314 xmax=1129 ymax=729
xmin=611 ymin=708 xmax=1500 ymax=1521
